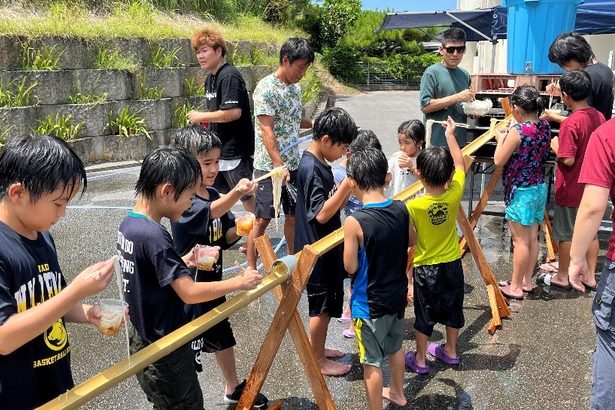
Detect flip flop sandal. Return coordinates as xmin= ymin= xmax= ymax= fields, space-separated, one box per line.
xmin=499 ymin=280 xmax=535 ymax=293
xmin=537 ymin=272 xmax=572 ymax=290
xmin=581 ymin=282 xmax=597 ymax=292
xmin=499 ymin=283 xmax=525 ymax=300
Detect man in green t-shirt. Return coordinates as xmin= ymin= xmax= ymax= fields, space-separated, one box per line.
xmin=419 ymin=27 xmax=475 ymax=147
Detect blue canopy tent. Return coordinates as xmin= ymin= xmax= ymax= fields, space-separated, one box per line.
xmin=376 ymin=0 xmax=615 ymax=40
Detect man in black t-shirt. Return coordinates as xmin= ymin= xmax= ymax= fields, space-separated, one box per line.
xmin=188 ymin=28 xmax=256 ymax=214
xmin=545 ymin=32 xmax=614 ymax=122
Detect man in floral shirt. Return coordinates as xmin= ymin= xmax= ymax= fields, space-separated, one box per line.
xmin=248 ymin=38 xmax=315 ymax=267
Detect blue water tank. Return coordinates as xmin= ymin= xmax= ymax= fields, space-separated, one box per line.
xmin=502 ymin=0 xmax=583 ymax=74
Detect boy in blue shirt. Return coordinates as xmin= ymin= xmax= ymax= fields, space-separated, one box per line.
xmin=295 ymin=107 xmax=357 ymax=376
xmin=118 ymin=146 xmax=262 ymax=409
xmin=170 ymin=125 xmax=267 ymax=407
xmin=343 ymin=147 xmax=413 ymax=410
xmin=0 ymin=135 xmax=116 ymax=409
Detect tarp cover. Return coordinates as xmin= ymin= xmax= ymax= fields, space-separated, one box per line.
xmin=377 ymin=0 xmax=615 ymax=40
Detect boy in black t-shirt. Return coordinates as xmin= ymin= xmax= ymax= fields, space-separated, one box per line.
xmin=170 ymin=126 xmax=268 ymax=408
xmin=343 ymin=148 xmax=414 ymax=410
xmin=118 ymin=146 xmax=262 ymax=409
xmin=295 ymin=107 xmax=357 ymax=376
xmin=0 ymin=135 xmax=116 ymax=409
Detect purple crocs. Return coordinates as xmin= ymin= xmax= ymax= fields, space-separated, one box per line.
xmin=427 ymin=343 xmax=460 ymax=365
xmin=404 ymin=351 xmax=430 ymax=374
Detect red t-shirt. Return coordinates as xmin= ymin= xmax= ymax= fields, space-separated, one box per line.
xmin=578 ymin=118 xmax=615 ymax=259
xmin=555 ymin=107 xmax=605 ymax=207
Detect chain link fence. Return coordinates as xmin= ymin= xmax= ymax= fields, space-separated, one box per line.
xmin=350 ymin=62 xmax=421 ymax=90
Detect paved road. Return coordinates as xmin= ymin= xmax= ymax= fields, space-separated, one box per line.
xmin=52 ymin=91 xmax=595 ymax=409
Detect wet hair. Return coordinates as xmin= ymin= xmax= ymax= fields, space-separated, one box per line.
xmin=348 ymin=129 xmax=382 ymax=153
xmin=416 ymin=147 xmax=454 ymax=187
xmin=398 ymin=119 xmax=425 ymax=149
xmin=0 ymin=134 xmax=86 ymax=202
xmin=279 ymin=38 xmax=315 ymax=65
xmin=135 ymin=146 xmax=201 ymax=201
xmin=548 ymin=32 xmax=593 ymax=67
xmin=559 ymin=70 xmax=592 ymax=102
xmin=173 ymin=125 xmax=222 ymax=156
xmin=439 ymin=27 xmax=466 ymax=46
xmin=191 ymin=27 xmax=228 ymax=57
xmin=510 ymin=85 xmax=545 ymax=115
xmin=312 ymin=107 xmax=358 ymax=145
xmin=347 ymin=148 xmax=388 ymax=191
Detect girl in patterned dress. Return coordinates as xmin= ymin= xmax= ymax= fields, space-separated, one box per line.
xmin=494 ymin=85 xmax=552 ymax=300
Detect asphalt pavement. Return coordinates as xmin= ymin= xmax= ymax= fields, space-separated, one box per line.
xmin=53 ymin=91 xmax=596 ymax=409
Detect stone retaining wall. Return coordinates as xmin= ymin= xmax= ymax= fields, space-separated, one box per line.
xmin=0 ymin=34 xmax=292 ymax=164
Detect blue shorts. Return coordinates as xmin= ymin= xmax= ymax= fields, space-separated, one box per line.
xmin=505 ymin=183 xmax=547 ymax=226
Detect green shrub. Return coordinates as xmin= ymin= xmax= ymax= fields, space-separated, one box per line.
xmin=35 ymin=114 xmax=83 ymax=141
xmin=172 ymin=103 xmax=202 ymax=129
xmin=0 ymin=78 xmax=38 ymax=107
xmin=300 ymin=67 xmax=321 ymax=104
xmin=183 ymin=77 xmax=204 ymax=96
xmin=382 ymin=53 xmax=441 ymax=82
xmin=107 ymin=107 xmax=151 ymax=139
xmin=151 ymin=45 xmax=182 ymax=68
xmin=95 ymin=48 xmax=139 ymax=71
xmin=321 ymin=42 xmax=362 ymax=83
xmin=21 ymin=43 xmax=62 ymax=70
xmin=67 ymin=91 xmax=108 ymax=104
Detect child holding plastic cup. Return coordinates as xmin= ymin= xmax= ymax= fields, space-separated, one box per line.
xmin=170 ymin=125 xmax=268 ymax=407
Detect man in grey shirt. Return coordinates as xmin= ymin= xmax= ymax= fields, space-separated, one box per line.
xmin=419 ymin=27 xmax=475 ymax=147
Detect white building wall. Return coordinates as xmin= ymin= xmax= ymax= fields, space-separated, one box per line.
xmin=457 ymin=0 xmax=615 ymax=74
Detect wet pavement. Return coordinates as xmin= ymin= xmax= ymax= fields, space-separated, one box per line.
xmin=52 ymin=91 xmax=597 ymax=409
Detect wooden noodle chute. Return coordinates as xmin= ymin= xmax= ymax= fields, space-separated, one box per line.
xmin=39 ymin=267 xmax=293 ymax=410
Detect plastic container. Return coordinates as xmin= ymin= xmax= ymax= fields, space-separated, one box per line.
xmin=502 ymin=0 xmax=582 ymax=74
xmin=98 ymin=299 xmax=127 ymax=336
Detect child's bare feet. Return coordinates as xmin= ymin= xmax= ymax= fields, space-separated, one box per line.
xmin=319 ymin=358 xmax=351 ymax=376
xmin=382 ymin=387 xmax=407 ymax=407
xmin=324 ymin=348 xmax=345 ymax=358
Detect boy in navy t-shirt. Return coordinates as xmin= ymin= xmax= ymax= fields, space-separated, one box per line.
xmin=170 ymin=126 xmax=267 ymax=407
xmin=0 ymin=135 xmax=116 ymax=409
xmin=343 ymin=147 xmax=413 ymax=409
xmin=118 ymin=146 xmax=262 ymax=409
xmin=295 ymin=107 xmax=357 ymax=376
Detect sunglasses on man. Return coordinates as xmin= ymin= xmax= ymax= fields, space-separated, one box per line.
xmin=443 ymin=46 xmax=466 ymax=54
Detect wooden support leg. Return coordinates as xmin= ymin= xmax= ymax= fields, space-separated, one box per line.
xmin=542 ymin=211 xmax=558 ymax=262
xmin=459 ymin=166 xmax=503 ymax=255
xmin=238 ymin=244 xmax=334 ymax=410
xmin=486 ymin=284 xmax=502 ymax=335
xmin=253 ymin=236 xmax=335 ymax=410
xmin=457 ymin=206 xmax=511 ymax=322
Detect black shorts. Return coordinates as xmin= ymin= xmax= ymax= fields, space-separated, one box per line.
xmin=254 ymin=168 xmax=297 ymax=219
xmin=129 ymin=326 xmax=204 ymax=410
xmin=213 ymin=157 xmax=254 ymax=202
xmin=413 ymin=259 xmax=465 ymax=337
xmin=306 ymin=254 xmax=346 ymax=318
xmin=189 ymin=298 xmax=237 ymax=371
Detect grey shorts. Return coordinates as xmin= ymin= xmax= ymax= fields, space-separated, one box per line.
xmin=129 ymin=326 xmax=204 ymax=410
xmin=592 ymin=260 xmax=615 ymax=409
xmin=213 ymin=157 xmax=254 ymax=202
xmin=353 ymin=314 xmax=404 ymax=367
xmin=553 ymin=205 xmax=597 ymax=242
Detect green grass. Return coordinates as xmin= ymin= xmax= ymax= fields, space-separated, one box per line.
xmin=94 ymin=49 xmax=139 ymax=71
xmin=67 ymin=91 xmax=108 ymax=104
xmin=0 ymin=78 xmax=38 ymax=107
xmin=0 ymin=2 xmax=302 ymax=43
xmin=151 ymin=45 xmax=182 ymax=68
xmin=183 ymin=77 xmax=204 ymax=96
xmin=21 ymin=43 xmax=62 ymax=70
xmin=0 ymin=126 xmax=14 ymax=147
xmin=300 ymin=67 xmax=321 ymax=104
xmin=139 ymin=84 xmax=164 ymax=100
xmin=107 ymin=107 xmax=151 ymax=139
xmin=35 ymin=114 xmax=83 ymax=141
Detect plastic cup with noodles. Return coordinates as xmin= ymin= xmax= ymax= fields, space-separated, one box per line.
xmin=195 ymin=244 xmax=219 ymax=271
xmin=98 ymin=298 xmax=127 ymax=337
xmin=235 ymin=212 xmax=255 ymax=237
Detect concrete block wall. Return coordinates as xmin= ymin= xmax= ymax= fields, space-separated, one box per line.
xmin=0 ymin=34 xmax=280 ymax=164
